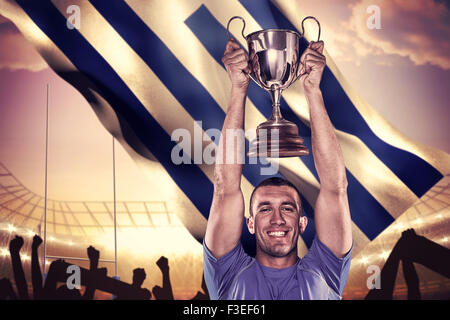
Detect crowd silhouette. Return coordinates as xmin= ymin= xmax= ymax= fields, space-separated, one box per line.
xmin=1 ymin=228 xmax=448 ymax=300
xmin=0 ymin=233 xmax=209 ymax=300
xmin=365 ymin=228 xmax=450 ymax=300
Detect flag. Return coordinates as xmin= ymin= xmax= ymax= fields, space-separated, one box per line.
xmin=1 ymin=0 xmax=448 ymax=256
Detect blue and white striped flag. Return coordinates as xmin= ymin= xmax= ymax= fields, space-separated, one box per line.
xmin=1 ymin=0 xmax=448 ymax=256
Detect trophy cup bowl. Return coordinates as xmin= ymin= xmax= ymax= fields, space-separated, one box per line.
xmin=226 ymin=16 xmax=321 ymax=158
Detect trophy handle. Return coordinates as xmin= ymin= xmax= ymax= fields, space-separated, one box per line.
xmin=226 ymin=16 xmax=247 ymax=40
xmin=300 ymin=16 xmax=321 ymax=42
xmin=226 ymin=16 xmax=260 ymax=86
xmin=293 ymin=16 xmax=322 ymax=84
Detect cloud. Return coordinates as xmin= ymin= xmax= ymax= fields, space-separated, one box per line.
xmin=322 ymin=24 xmax=385 ymax=66
xmin=0 ymin=14 xmax=48 ymax=72
xmin=296 ymin=0 xmax=391 ymax=67
xmin=345 ymin=0 xmax=450 ymax=70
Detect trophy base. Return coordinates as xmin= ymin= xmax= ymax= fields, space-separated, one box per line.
xmin=247 ymin=118 xmax=309 ymax=158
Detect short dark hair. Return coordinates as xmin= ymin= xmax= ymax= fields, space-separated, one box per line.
xmin=249 ymin=177 xmax=302 ymax=216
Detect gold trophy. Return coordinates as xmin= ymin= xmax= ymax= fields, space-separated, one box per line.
xmin=227 ymin=16 xmax=321 ymax=158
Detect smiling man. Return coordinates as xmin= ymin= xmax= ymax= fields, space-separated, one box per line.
xmin=204 ymin=39 xmax=353 ymax=300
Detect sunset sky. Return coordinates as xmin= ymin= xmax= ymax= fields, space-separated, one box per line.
xmin=0 ymin=0 xmax=449 ymax=202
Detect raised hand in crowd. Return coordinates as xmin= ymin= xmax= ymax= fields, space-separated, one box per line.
xmin=83 ymin=245 xmax=101 ymax=300
xmin=31 ymin=234 xmax=43 ymax=299
xmin=153 ymin=256 xmax=174 ymax=300
xmin=9 ymin=235 xmax=29 ymax=300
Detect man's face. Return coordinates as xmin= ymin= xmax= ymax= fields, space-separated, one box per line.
xmin=249 ymin=185 xmax=302 ymax=257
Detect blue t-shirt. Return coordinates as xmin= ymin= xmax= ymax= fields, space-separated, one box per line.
xmin=204 ymin=236 xmax=352 ymax=300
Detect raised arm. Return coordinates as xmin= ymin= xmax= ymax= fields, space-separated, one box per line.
xmin=83 ymin=246 xmax=99 ymax=300
xmin=152 ymin=256 xmax=174 ymax=300
xmin=204 ymin=39 xmax=250 ymax=258
xmin=9 ymin=235 xmax=29 ymax=300
xmin=31 ymin=235 xmax=43 ymax=299
xmin=299 ymin=41 xmax=352 ymax=257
